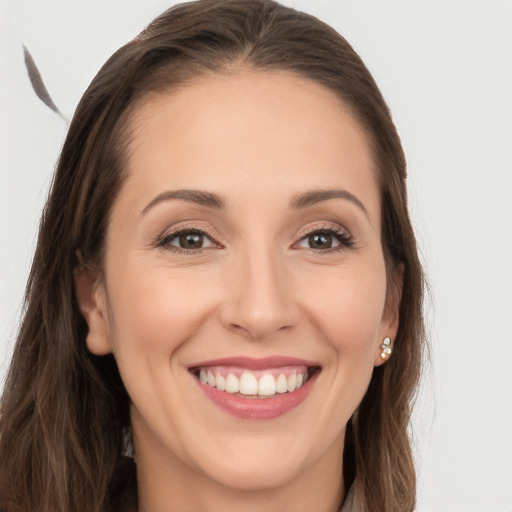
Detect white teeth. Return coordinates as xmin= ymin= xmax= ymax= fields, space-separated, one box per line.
xmin=225 ymin=373 xmax=240 ymax=393
xmin=258 ymin=374 xmax=277 ymax=396
xmin=199 ymin=369 xmax=309 ymax=395
xmin=216 ymin=372 xmax=226 ymax=391
xmin=239 ymin=372 xmax=259 ymax=395
xmin=276 ymin=374 xmax=288 ymax=393
xmin=287 ymin=373 xmax=297 ymax=392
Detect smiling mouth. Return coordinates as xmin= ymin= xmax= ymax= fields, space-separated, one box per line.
xmin=189 ymin=357 xmax=320 ymax=419
xmin=189 ymin=358 xmax=320 ymax=399
xmin=189 ymin=362 xmax=320 ymax=399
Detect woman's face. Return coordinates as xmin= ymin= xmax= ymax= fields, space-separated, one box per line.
xmin=78 ymin=70 xmax=399 ymax=497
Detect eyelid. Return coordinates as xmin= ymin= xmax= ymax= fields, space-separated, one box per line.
xmin=153 ymin=221 xmax=353 ymax=254
xmin=294 ymin=221 xmax=352 ymax=240
xmin=155 ymin=224 xmax=223 ymax=252
xmin=292 ymin=222 xmax=354 ymax=252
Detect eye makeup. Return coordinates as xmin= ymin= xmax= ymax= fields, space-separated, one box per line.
xmin=155 ymin=224 xmax=222 ymax=255
xmin=293 ymin=222 xmax=355 ymax=254
xmin=152 ymin=220 xmax=354 ymax=257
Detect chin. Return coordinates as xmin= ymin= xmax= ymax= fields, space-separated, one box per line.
xmin=185 ymin=430 xmax=326 ymax=493
xmin=202 ymin=456 xmax=304 ymax=492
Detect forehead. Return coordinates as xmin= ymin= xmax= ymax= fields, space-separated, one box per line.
xmin=119 ymin=70 xmax=379 ymax=217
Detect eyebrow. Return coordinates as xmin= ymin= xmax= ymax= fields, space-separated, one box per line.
xmin=141 ymin=189 xmax=224 ymax=215
xmin=289 ymin=189 xmax=369 ymax=217
xmin=140 ymin=187 xmax=368 ymax=218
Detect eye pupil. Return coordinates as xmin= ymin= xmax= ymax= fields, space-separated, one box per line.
xmin=309 ymin=233 xmax=332 ymax=249
xmin=179 ymin=233 xmax=203 ymax=249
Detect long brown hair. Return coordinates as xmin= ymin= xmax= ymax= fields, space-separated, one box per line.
xmin=0 ymin=1 xmax=425 ymax=511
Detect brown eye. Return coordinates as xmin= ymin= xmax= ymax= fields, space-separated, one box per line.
xmin=179 ymin=232 xmax=204 ymax=249
xmin=295 ymin=227 xmax=354 ymax=252
xmin=308 ymin=233 xmax=333 ymax=249
xmin=159 ymin=229 xmax=216 ymax=251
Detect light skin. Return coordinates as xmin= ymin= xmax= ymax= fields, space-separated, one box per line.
xmin=76 ymin=70 xmax=400 ymax=512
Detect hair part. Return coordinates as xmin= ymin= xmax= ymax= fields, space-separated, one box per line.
xmin=0 ymin=1 xmax=425 ymax=511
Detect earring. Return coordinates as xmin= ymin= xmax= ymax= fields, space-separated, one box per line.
xmin=380 ymin=336 xmax=393 ymax=360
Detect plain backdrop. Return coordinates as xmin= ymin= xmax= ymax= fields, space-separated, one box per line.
xmin=1 ymin=1 xmax=511 ymax=510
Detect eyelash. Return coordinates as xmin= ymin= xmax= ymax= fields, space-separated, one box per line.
xmin=156 ymin=226 xmax=221 ymax=254
xmin=295 ymin=225 xmax=354 ymax=253
xmin=155 ymin=224 xmax=354 ymax=254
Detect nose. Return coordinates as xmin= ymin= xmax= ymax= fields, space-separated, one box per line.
xmin=219 ymin=244 xmax=299 ymax=341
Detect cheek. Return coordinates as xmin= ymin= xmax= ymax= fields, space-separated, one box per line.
xmin=300 ymin=260 xmax=387 ymax=355
xmin=285 ymin=260 xmax=388 ymax=445
xmin=104 ymin=260 xmax=219 ymax=359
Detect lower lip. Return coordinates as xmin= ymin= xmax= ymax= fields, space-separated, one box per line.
xmin=194 ymin=372 xmax=317 ymax=420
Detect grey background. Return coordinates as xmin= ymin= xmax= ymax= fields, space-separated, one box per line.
xmin=1 ymin=1 xmax=511 ymax=510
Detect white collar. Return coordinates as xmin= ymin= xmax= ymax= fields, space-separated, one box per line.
xmin=339 ymin=486 xmax=356 ymax=512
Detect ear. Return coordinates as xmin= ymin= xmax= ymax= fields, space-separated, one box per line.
xmin=74 ymin=265 xmax=113 ymax=356
xmin=374 ymin=263 xmax=404 ymax=366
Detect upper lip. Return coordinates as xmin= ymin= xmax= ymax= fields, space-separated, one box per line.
xmin=188 ymin=356 xmax=319 ymax=371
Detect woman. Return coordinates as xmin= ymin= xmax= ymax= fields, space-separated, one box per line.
xmin=0 ymin=1 xmax=425 ymax=511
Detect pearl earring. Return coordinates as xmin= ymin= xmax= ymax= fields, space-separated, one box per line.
xmin=380 ymin=336 xmax=393 ymax=360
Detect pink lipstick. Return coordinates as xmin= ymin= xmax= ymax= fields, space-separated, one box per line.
xmin=189 ymin=356 xmax=320 ymax=420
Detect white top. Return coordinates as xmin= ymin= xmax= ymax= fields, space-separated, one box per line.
xmin=339 ymin=486 xmax=356 ymax=512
